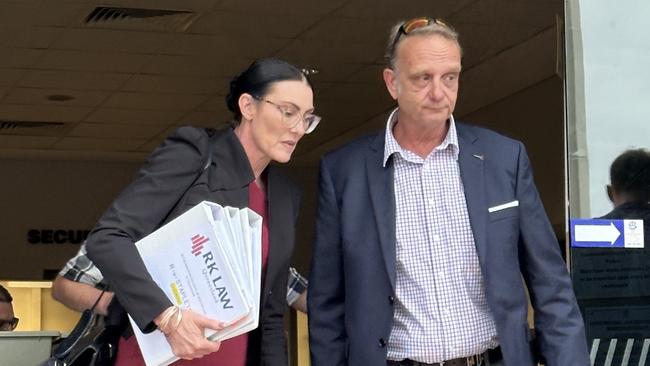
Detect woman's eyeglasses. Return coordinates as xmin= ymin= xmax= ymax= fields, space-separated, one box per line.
xmin=252 ymin=95 xmax=321 ymax=134
xmin=0 ymin=317 xmax=19 ymax=331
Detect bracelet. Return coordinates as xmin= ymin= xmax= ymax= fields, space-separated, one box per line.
xmin=172 ymin=306 xmax=183 ymax=330
xmin=158 ymin=305 xmax=181 ymax=335
xmin=158 ymin=306 xmax=176 ymax=329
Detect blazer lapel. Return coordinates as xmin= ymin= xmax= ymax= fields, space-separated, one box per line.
xmin=457 ymin=125 xmax=489 ymax=262
xmin=366 ymin=133 xmax=397 ymax=290
xmin=262 ymin=166 xmax=293 ymax=308
xmin=206 ymin=128 xmax=254 ymax=207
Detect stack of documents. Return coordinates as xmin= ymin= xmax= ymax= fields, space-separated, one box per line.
xmin=129 ymin=201 xmax=263 ymax=366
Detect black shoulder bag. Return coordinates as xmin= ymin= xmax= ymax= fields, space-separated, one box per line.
xmin=40 ymin=290 xmax=122 ymax=366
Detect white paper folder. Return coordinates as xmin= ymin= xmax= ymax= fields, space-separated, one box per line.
xmin=128 ymin=201 xmax=263 ymax=366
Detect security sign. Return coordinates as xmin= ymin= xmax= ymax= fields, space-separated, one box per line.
xmin=570 ymin=219 xmax=644 ymax=248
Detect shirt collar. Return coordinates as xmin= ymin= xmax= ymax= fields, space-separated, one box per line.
xmin=382 ymin=107 xmax=459 ymax=167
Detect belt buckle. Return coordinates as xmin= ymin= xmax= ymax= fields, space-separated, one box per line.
xmin=465 ymin=353 xmax=484 ymax=366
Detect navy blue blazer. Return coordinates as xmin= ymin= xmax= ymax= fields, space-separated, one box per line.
xmin=308 ymin=123 xmax=589 ymax=366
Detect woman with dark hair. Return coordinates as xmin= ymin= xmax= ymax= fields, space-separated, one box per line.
xmin=85 ymin=58 xmax=320 ymax=366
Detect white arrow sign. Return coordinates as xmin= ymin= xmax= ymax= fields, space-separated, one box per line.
xmin=574 ymin=222 xmax=621 ymax=244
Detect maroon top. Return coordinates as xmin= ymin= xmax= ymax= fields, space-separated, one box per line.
xmin=114 ymin=182 xmax=271 ymax=366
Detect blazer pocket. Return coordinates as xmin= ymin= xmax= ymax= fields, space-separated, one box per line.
xmin=488 ymin=205 xmax=519 ymax=222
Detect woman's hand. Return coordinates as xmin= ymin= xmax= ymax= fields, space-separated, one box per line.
xmin=155 ymin=307 xmax=227 ymax=360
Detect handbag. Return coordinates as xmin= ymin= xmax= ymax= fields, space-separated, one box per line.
xmin=40 ymin=290 xmax=122 ymax=366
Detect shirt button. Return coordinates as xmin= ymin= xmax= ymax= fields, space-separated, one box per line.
xmin=428 ymin=198 xmax=435 ymax=207
xmin=432 ymin=234 xmax=440 ymax=242
xmin=388 ymin=295 xmax=395 ymax=304
xmin=378 ymin=338 xmax=387 ymax=348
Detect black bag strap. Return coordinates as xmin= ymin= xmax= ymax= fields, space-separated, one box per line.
xmin=90 ymin=289 xmax=106 ymax=313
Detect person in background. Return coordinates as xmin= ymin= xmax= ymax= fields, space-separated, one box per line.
xmin=83 ymin=58 xmax=320 ymax=366
xmin=286 ymin=267 xmax=308 ymax=314
xmin=307 ymin=17 xmax=589 ymax=366
xmin=604 ymin=148 xmax=650 ymax=217
xmin=0 ymin=284 xmax=19 ymax=331
xmin=52 ymin=244 xmax=113 ymax=316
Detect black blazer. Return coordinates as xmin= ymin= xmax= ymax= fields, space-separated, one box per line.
xmin=86 ymin=126 xmax=300 ymax=366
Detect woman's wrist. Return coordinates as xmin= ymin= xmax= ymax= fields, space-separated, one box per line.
xmin=155 ymin=305 xmax=183 ymax=335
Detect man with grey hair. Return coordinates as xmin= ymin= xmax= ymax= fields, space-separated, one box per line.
xmin=308 ymin=17 xmax=589 ymax=366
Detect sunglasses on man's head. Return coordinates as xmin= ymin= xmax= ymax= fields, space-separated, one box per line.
xmin=401 ymin=17 xmax=449 ymax=34
xmin=0 ymin=317 xmax=19 ymax=331
xmin=389 ymin=17 xmax=451 ymax=58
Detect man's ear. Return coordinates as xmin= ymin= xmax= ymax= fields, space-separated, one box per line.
xmin=238 ymin=93 xmax=256 ymax=121
xmin=383 ymin=68 xmax=399 ymax=100
xmin=606 ymin=184 xmax=614 ymax=203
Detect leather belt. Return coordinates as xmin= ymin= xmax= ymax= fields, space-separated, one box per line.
xmin=387 ymin=346 xmax=502 ymax=366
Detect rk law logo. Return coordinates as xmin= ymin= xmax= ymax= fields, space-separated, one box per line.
xmin=191 ymin=234 xmax=209 ymax=256
xmin=192 ymin=233 xmax=234 ymax=309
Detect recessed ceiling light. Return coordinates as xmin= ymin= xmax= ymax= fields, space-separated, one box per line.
xmin=46 ymin=94 xmax=75 ymax=102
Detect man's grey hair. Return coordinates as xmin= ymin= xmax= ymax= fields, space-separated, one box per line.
xmin=385 ymin=19 xmax=462 ymax=70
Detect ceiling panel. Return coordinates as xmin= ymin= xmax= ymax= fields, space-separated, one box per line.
xmin=453 ymin=0 xmax=561 ymax=28
xmin=162 ymin=33 xmax=290 ymax=60
xmin=190 ymin=11 xmax=318 ymax=39
xmin=0 ymin=69 xmax=26 ymax=87
xmin=84 ymin=108 xmax=185 ymax=125
xmin=315 ymin=97 xmax=394 ymax=122
xmin=0 ymin=0 xmax=563 ymax=162
xmin=35 ymin=50 xmax=152 ymax=73
xmin=0 ymin=26 xmax=63 ymax=49
xmin=276 ymin=39 xmax=384 ymax=65
xmin=50 ymin=28 xmax=171 ymax=54
xmin=0 ymin=1 xmax=89 ymax=27
xmin=95 ymin=0 xmax=221 ymax=12
xmin=319 ymin=82 xmax=393 ymax=103
xmin=454 ymin=23 xmax=548 ymax=68
xmin=17 ymin=70 xmax=131 ymax=91
xmin=177 ymin=111 xmax=227 ymax=128
xmin=102 ymin=92 xmax=208 ymax=110
xmin=54 ymin=136 xmax=147 ymax=151
xmin=299 ymin=17 xmax=392 ymax=45
xmin=215 ymin=0 xmax=348 ymax=16
xmin=345 ymin=64 xmax=387 ymax=83
xmin=0 ymin=48 xmax=44 ymax=68
xmin=2 ymin=87 xmax=109 ymax=107
xmin=332 ymin=0 xmax=475 ymax=20
xmin=68 ymin=122 xmax=166 ymax=139
xmin=0 ymin=104 xmax=91 ymax=122
xmin=0 ymin=135 xmax=58 ymax=149
xmin=141 ymin=55 xmax=251 ymax=77
xmin=121 ymin=74 xmax=220 ymax=94
xmin=194 ymin=95 xmax=231 ymax=119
